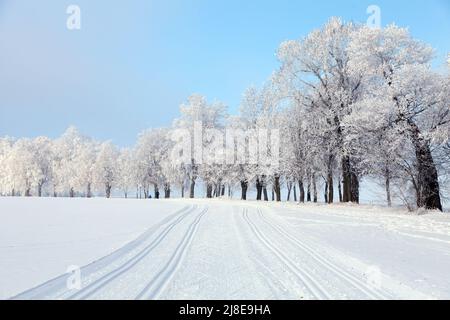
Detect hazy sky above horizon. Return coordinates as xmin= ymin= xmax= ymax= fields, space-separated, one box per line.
xmin=1 ymin=0 xmax=449 ymax=146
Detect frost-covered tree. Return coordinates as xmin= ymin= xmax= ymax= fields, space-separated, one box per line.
xmin=134 ymin=128 xmax=174 ymax=199
xmin=347 ymin=25 xmax=449 ymax=211
xmin=31 ymin=136 xmax=53 ymax=197
xmin=52 ymin=127 xmax=85 ymax=197
xmin=117 ymin=148 xmax=135 ymax=198
xmin=5 ymin=139 xmax=41 ymax=196
xmin=276 ymin=17 xmax=364 ymax=203
xmin=0 ymin=137 xmax=15 ymax=195
xmin=173 ymin=94 xmax=227 ymax=198
xmin=94 ymin=141 xmax=118 ymax=198
xmin=239 ymin=85 xmax=281 ymax=201
xmin=73 ymin=139 xmax=98 ymax=197
xmin=225 ymin=114 xmax=255 ymax=200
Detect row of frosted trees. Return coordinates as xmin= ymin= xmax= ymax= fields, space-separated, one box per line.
xmin=1 ymin=18 xmax=449 ymax=210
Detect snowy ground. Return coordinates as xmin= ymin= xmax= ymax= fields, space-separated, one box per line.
xmin=1 ymin=197 xmax=450 ymax=300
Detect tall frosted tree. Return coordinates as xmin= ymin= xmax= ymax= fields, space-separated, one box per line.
xmin=276 ymin=17 xmax=364 ymax=203
xmin=347 ymin=25 xmax=449 ymax=210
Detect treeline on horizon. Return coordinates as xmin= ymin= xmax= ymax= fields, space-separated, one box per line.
xmin=1 ymin=18 xmax=449 ymax=212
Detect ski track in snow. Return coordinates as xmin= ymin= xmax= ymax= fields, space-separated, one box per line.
xmin=243 ymin=208 xmax=331 ymax=299
xmin=136 ymin=208 xmax=207 ymax=300
xmin=12 ymin=204 xmax=196 ymax=299
xmin=254 ymin=208 xmax=390 ymax=299
xmin=4 ymin=199 xmax=450 ymax=300
xmin=66 ymin=205 xmax=201 ymax=300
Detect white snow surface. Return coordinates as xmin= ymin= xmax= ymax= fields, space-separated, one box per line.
xmin=1 ymin=197 xmax=450 ymax=300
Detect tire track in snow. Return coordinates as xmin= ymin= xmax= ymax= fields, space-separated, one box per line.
xmin=12 ymin=204 xmax=193 ymax=300
xmin=243 ymin=208 xmax=331 ymax=300
xmin=257 ymin=209 xmax=391 ymax=299
xmin=66 ymin=205 xmax=199 ymax=300
xmin=136 ymin=208 xmax=207 ymax=300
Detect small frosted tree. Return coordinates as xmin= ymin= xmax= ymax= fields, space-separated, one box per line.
xmin=6 ymin=139 xmax=41 ymax=196
xmin=31 ymin=136 xmax=53 ymax=197
xmin=117 ymin=148 xmax=135 ymax=198
xmin=94 ymin=142 xmax=118 ymax=198
xmin=173 ymin=94 xmax=227 ymax=198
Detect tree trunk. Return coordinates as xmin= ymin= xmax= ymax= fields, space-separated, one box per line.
xmin=240 ymin=180 xmax=248 ymax=200
xmin=324 ymin=181 xmax=328 ymax=204
xmin=105 ymin=184 xmax=111 ymax=198
xmin=206 ymin=183 xmax=213 ymax=198
xmin=299 ymin=180 xmax=305 ymax=203
xmin=327 ymin=174 xmax=334 ymax=204
xmin=263 ymin=186 xmax=268 ymax=201
xmin=385 ymin=167 xmax=392 ymax=207
xmin=409 ymin=120 xmax=442 ymax=211
xmin=338 ymin=177 xmax=342 ymax=202
xmin=342 ymin=156 xmax=351 ymax=202
xmin=256 ymin=178 xmax=262 ymax=200
xmin=70 ymin=187 xmax=74 ymax=198
xmin=312 ymin=173 xmax=317 ymax=203
xmin=164 ymin=184 xmax=170 ymax=198
xmin=327 ymin=158 xmax=334 ymax=204
xmin=274 ymin=175 xmax=281 ymax=202
xmin=286 ymin=182 xmax=292 ymax=201
xmin=86 ymin=182 xmax=92 ymax=198
xmin=306 ymin=174 xmax=311 ymax=202
xmin=351 ymin=172 xmax=359 ymax=204
xmin=293 ymin=184 xmax=297 ymax=202
xmin=342 ymin=156 xmax=359 ymax=203
xmin=189 ymin=178 xmax=195 ymax=198
xmin=181 ymin=183 xmax=185 ymax=198
xmin=154 ymin=184 xmax=160 ymax=199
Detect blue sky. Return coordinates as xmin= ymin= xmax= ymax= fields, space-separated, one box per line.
xmin=1 ymin=0 xmax=449 ymax=146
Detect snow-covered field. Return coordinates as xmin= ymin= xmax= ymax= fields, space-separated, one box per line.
xmin=1 ymin=197 xmax=450 ymax=300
